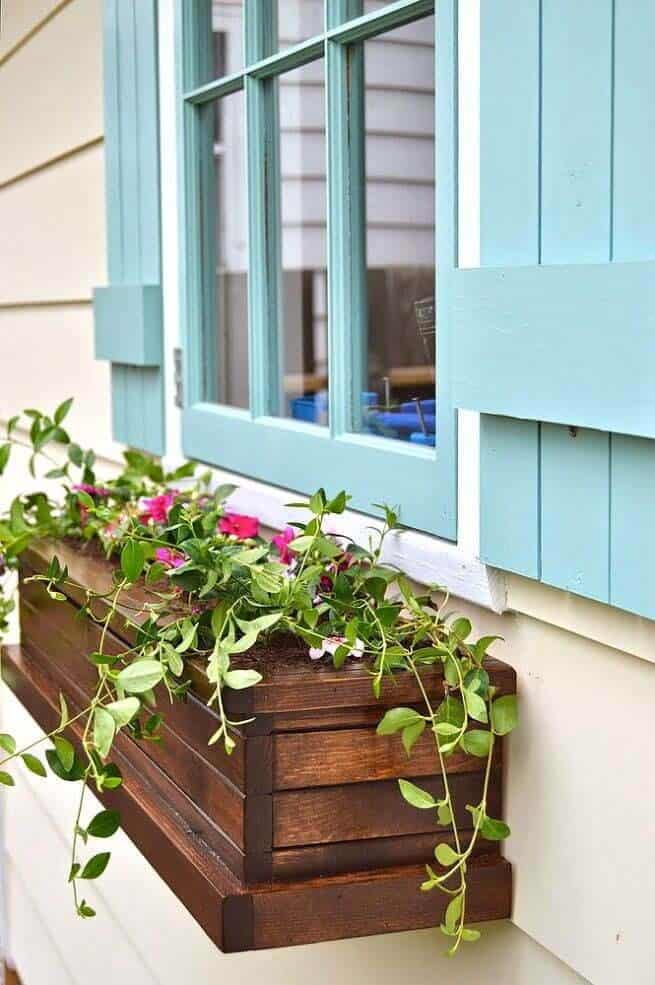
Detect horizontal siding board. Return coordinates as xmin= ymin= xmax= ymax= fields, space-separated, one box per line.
xmin=0 ymin=0 xmax=102 ymax=185
xmin=540 ymin=425 xmax=610 ymax=602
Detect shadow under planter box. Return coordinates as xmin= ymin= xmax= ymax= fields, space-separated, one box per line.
xmin=2 ymin=539 xmax=514 ymax=952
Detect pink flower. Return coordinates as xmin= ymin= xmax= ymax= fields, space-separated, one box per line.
xmin=73 ymin=483 xmax=111 ymax=498
xmin=319 ymin=551 xmax=356 ymax=593
xmin=154 ymin=547 xmax=185 ymax=569
xmin=272 ymin=526 xmax=296 ymax=565
xmin=139 ymin=491 xmax=177 ymax=525
xmin=218 ymin=513 xmax=260 ymax=539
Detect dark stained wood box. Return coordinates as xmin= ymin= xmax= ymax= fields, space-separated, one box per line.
xmin=2 ymin=540 xmax=514 ymax=951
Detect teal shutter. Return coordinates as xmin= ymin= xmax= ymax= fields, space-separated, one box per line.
xmin=93 ymin=0 xmax=165 ymax=455
xmin=456 ymin=0 xmax=655 ymax=618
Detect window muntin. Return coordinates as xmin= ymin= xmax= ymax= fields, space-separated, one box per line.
xmin=178 ymin=0 xmax=457 ymax=538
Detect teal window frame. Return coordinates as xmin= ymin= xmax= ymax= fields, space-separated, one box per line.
xmin=176 ymin=0 xmax=457 ymax=538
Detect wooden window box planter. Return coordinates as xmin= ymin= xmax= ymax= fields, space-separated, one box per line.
xmin=2 ymin=540 xmax=514 ymax=951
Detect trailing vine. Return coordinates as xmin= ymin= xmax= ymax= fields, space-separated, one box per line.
xmin=0 ymin=400 xmax=517 ymax=954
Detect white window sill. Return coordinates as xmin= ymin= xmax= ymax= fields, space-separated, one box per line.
xmin=178 ymin=465 xmax=507 ymax=614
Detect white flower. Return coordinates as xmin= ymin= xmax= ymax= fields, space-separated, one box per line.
xmin=308 ymin=635 xmax=365 ymax=661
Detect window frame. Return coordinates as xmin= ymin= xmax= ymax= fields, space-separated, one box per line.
xmin=175 ymin=0 xmax=458 ymax=538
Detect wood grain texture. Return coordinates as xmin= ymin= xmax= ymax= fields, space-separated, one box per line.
xmin=13 ymin=541 xmax=514 ymax=946
xmin=274 ymin=724 xmax=498 ymax=789
xmin=273 ymin=770 xmax=501 ymax=847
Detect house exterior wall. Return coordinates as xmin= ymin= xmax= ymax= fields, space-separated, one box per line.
xmin=0 ymin=3 xmax=652 ymax=984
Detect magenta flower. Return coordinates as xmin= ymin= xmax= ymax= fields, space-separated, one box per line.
xmin=139 ymin=491 xmax=177 ymax=525
xmin=272 ymin=526 xmax=296 ymax=565
xmin=73 ymin=483 xmax=111 ymax=498
xmin=154 ymin=547 xmax=185 ymax=569
xmin=218 ymin=513 xmax=260 ymax=539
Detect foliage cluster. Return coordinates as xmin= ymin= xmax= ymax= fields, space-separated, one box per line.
xmin=0 ymin=401 xmax=517 ymax=953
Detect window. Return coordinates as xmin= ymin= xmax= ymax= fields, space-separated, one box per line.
xmin=177 ymin=0 xmax=457 ymax=538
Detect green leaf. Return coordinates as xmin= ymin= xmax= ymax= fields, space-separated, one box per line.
xmin=229 ymin=631 xmax=258 ymax=654
xmin=21 ymin=753 xmax=47 ymax=777
xmin=434 ymin=722 xmax=460 ymax=737
xmin=80 ymin=852 xmax=111 ymax=880
xmin=0 ymin=733 xmax=16 ymax=755
xmin=54 ymin=397 xmax=74 ymax=425
xmin=445 ymin=893 xmax=463 ymax=933
xmin=376 ymin=707 xmax=423 ymax=736
xmin=68 ymin=443 xmax=84 ymax=467
xmin=461 ymin=729 xmax=492 ymax=758
xmin=69 ymin=863 xmax=81 ymax=882
xmin=287 ymin=535 xmax=314 ymax=553
xmin=121 ymin=541 xmax=145 ymax=583
xmin=211 ymin=600 xmax=229 ymax=638
xmin=58 ymin=693 xmax=69 ymax=729
xmin=461 ymin=927 xmax=481 ymax=942
xmin=401 ymin=719 xmax=426 ymax=755
xmin=45 ymin=748 xmax=85 ymax=781
xmin=450 ymin=617 xmax=472 ymax=641
xmin=435 ymin=696 xmax=465 ymax=730
xmin=491 ymin=694 xmax=518 ymax=736
xmin=437 ymin=802 xmax=452 ymax=826
xmin=54 ymin=735 xmax=74 ymax=772
xmin=435 ymin=842 xmax=459 ymax=867
xmin=0 ymin=771 xmax=14 ymax=787
xmin=444 ymin=657 xmax=459 ymax=687
xmin=480 ymin=814 xmax=511 ymax=841
xmin=104 ymin=697 xmax=140 ymax=728
xmin=309 ymin=489 xmax=326 ymax=514
xmin=77 ymin=900 xmax=96 ymax=919
xmin=473 ymin=635 xmax=502 ymax=663
xmin=398 ymin=778 xmax=436 ymax=810
xmin=0 ymin=444 xmax=11 ymax=475
xmin=175 ymin=620 xmax=197 ymax=654
xmin=463 ymin=688 xmax=488 ymax=724
xmin=93 ymin=707 xmax=116 ymax=759
xmin=237 ymin=612 xmax=282 ymax=634
xmin=87 ymin=651 xmax=118 ymax=666
xmin=222 ymin=669 xmax=263 ymax=690
xmin=87 ymin=810 xmax=120 ymax=838
xmin=116 ymin=660 xmax=164 ymax=694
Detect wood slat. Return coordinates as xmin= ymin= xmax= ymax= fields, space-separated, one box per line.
xmin=274 ymin=724 xmax=496 ymax=789
xmin=273 ymin=770 xmax=500 ymax=848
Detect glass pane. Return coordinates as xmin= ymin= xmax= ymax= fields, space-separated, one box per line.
xmin=190 ymin=1 xmax=244 ymax=88
xmin=202 ymin=88 xmax=249 ymax=409
xmin=277 ymin=0 xmax=324 ymax=51
xmin=357 ymin=16 xmax=436 ymax=446
xmin=277 ymin=59 xmax=328 ymax=425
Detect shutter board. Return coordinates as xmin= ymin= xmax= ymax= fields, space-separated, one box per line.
xmin=478 ymin=0 xmax=655 ymax=618
xmin=93 ymin=0 xmax=165 ymax=454
xmin=454 ymin=260 xmax=655 ymax=439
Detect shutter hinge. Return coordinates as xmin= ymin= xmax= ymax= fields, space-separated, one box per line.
xmin=173 ymin=348 xmax=184 ymax=408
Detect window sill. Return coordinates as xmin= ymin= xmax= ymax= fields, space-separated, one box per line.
xmin=192 ymin=469 xmax=507 ymax=613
